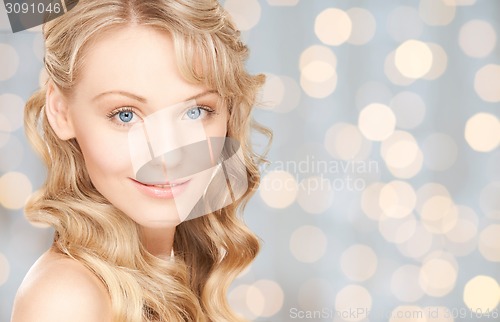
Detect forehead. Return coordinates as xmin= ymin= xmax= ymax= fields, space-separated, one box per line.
xmin=74 ymin=25 xmax=207 ymax=105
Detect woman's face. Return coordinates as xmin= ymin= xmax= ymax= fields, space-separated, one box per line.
xmin=64 ymin=26 xmax=228 ymax=227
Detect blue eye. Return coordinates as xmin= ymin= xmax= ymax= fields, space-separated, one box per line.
xmin=183 ymin=106 xmax=216 ymax=120
xmin=118 ymin=110 xmax=134 ymax=123
xmin=106 ymin=107 xmax=140 ymax=127
xmin=186 ymin=107 xmax=202 ymax=119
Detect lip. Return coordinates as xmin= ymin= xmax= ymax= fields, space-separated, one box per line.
xmin=130 ymin=178 xmax=191 ymax=199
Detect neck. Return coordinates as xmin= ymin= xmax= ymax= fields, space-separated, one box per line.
xmin=140 ymin=226 xmax=176 ymax=260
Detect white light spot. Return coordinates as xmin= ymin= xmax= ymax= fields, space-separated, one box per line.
xmin=346 ymin=8 xmax=376 ymax=45
xmin=480 ymin=182 xmax=500 ymax=220
xmin=0 ymin=93 xmax=25 ymax=132
xmin=335 ymin=285 xmax=372 ymax=322
xmin=266 ymin=0 xmax=299 ymax=5
xmin=459 ymin=20 xmax=497 ymax=58
xmin=419 ymin=258 xmax=457 ymax=297
xmin=379 ymin=180 xmax=416 ymax=219
xmin=315 ymin=8 xmax=352 ymax=46
xmin=0 ymin=171 xmax=33 ymax=210
xmin=224 ymin=0 xmax=261 ymax=31
xmin=464 ymin=112 xmax=500 ymax=152
xmin=297 ymin=176 xmax=334 ymax=214
xmin=358 ymin=103 xmax=396 ymax=141
xmin=419 ymin=0 xmax=456 ymax=26
xmin=250 ymin=280 xmax=284 ymax=317
xmin=423 ymin=42 xmax=448 ymax=80
xmin=0 ymin=44 xmax=19 ymax=81
xmin=420 ymin=195 xmax=458 ymax=234
xmin=478 ymin=224 xmax=500 ymax=262
xmin=395 ymin=40 xmax=433 ymax=79
xmin=340 ymin=244 xmax=378 ymax=282
xmin=463 ymin=275 xmax=500 ymax=311
xmin=0 ymin=253 xmax=9 ymax=286
xmin=290 ymin=226 xmax=327 ymax=263
xmin=379 ymin=214 xmax=417 ymax=244
xmin=474 ymin=64 xmax=500 ymax=102
xmin=259 ymin=171 xmax=298 ymax=208
xmin=385 ymin=50 xmax=416 ymax=86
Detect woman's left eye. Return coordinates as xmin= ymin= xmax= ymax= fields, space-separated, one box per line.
xmin=183 ymin=106 xmax=214 ymax=120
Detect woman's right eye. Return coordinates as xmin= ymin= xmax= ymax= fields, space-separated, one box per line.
xmin=106 ymin=107 xmax=141 ymax=127
xmin=117 ymin=110 xmax=134 ymax=123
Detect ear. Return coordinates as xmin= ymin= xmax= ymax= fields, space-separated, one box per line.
xmin=45 ymin=81 xmax=75 ymax=140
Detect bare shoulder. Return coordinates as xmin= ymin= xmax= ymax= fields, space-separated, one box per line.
xmin=11 ymin=248 xmax=112 ymax=322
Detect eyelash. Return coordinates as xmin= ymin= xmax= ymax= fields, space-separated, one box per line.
xmin=185 ymin=105 xmax=218 ymax=119
xmin=105 ymin=105 xmax=218 ymax=127
xmin=106 ymin=107 xmax=138 ymax=127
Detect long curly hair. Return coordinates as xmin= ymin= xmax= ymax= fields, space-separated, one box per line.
xmin=23 ymin=0 xmax=271 ymax=321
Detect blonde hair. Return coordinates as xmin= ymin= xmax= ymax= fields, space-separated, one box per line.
xmin=24 ymin=0 xmax=271 ymax=321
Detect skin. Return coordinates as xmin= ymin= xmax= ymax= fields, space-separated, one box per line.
xmin=11 ymin=25 xmax=228 ymax=321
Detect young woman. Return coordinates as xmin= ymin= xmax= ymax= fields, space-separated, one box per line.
xmin=11 ymin=0 xmax=270 ymax=321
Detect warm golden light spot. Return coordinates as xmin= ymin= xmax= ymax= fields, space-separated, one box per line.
xmin=315 ymin=8 xmax=352 ymax=46
xmin=358 ymin=103 xmax=396 ymax=141
xmin=0 ymin=44 xmax=19 ymax=81
xmin=259 ymin=171 xmax=298 ymax=208
xmin=0 ymin=171 xmax=33 ymax=210
xmin=478 ymin=224 xmax=500 ymax=262
xmin=250 ymin=280 xmax=284 ymax=317
xmin=0 ymin=253 xmax=9 ymax=286
xmin=379 ymin=214 xmax=417 ymax=244
xmin=463 ymin=276 xmax=500 ymax=311
xmin=459 ymin=20 xmax=497 ymax=58
xmin=361 ymin=182 xmax=385 ymax=221
xmin=385 ymin=50 xmax=416 ymax=86
xmin=290 ymin=226 xmax=327 ymax=263
xmin=395 ymin=40 xmax=433 ymax=79
xmin=419 ymin=258 xmax=457 ymax=297
xmin=464 ymin=112 xmax=500 ymax=152
xmin=297 ymin=176 xmax=334 ymax=214
xmin=474 ymin=64 xmax=500 ymax=102
xmin=340 ymin=244 xmax=378 ymax=282
xmin=423 ymin=43 xmax=448 ymax=80
xmin=379 ymin=181 xmax=416 ymax=218
xmin=381 ymin=131 xmax=423 ymax=178
xmin=420 ymin=195 xmax=458 ymax=234
xmin=223 ymin=0 xmax=261 ymax=31
xmin=346 ymin=8 xmax=376 ymax=45
xmin=335 ymin=285 xmax=372 ymax=322
xmin=302 ymin=61 xmax=336 ymax=83
xmin=419 ymin=0 xmax=456 ymax=26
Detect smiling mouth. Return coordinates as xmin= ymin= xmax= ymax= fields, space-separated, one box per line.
xmin=130 ymin=178 xmax=191 ymax=199
xmin=141 ymin=181 xmax=187 ymax=188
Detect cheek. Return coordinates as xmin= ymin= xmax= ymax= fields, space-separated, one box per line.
xmin=206 ymin=113 xmax=228 ymax=137
xmin=75 ymin=128 xmax=132 ymax=177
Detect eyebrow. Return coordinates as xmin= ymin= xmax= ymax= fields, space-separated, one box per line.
xmin=91 ymin=90 xmax=218 ymax=103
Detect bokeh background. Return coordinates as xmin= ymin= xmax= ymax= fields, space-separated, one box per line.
xmin=1 ymin=0 xmax=500 ymax=321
